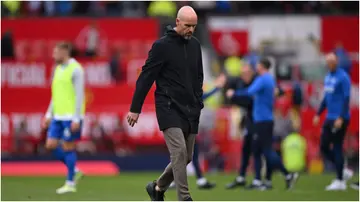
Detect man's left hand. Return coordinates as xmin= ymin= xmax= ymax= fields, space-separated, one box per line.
xmin=334 ymin=118 xmax=343 ymax=129
xmin=71 ymin=122 xmax=80 ymax=132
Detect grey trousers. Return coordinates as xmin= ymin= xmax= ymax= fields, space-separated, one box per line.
xmin=157 ymin=127 xmax=196 ymax=201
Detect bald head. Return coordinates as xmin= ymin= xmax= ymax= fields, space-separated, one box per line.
xmin=175 ymin=6 xmax=198 ymax=40
xmin=325 ymin=52 xmax=338 ymax=71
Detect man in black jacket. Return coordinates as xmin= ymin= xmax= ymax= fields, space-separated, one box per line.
xmin=127 ymin=6 xmax=202 ymax=201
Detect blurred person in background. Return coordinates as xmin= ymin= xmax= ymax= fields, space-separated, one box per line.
xmin=224 ymin=53 xmax=242 ymax=78
xmin=313 ymin=52 xmax=353 ymax=191
xmin=281 ymin=132 xmax=307 ymax=173
xmin=90 ymin=120 xmax=115 ymax=154
xmin=75 ymin=21 xmax=99 ymax=57
xmin=2 ymin=1 xmax=20 ymax=17
xmin=41 ymin=42 xmax=85 ymax=194
xmin=226 ymin=58 xmax=298 ymax=190
xmin=56 ymin=1 xmax=73 ymax=16
xmin=44 ymin=1 xmax=56 ymax=16
xmin=225 ymin=62 xmax=286 ymax=190
xmin=244 ymin=47 xmax=261 ymax=70
xmin=14 ymin=120 xmax=28 ymax=154
xmin=1 ymin=30 xmax=15 ymax=59
xmin=273 ymin=107 xmax=294 ymax=156
xmin=147 ymin=1 xmax=177 ymax=36
xmin=147 ymin=1 xmax=177 ymax=18
xmin=27 ymin=1 xmax=42 ymax=16
xmin=169 ymin=74 xmax=227 ymax=190
xmin=108 ymin=49 xmax=123 ymax=84
xmin=121 ymin=1 xmax=146 ymax=18
xmin=334 ymin=43 xmax=352 ymax=75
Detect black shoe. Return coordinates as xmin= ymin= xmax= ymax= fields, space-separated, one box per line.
xmin=350 ymin=182 xmax=359 ymax=190
xmin=198 ymin=181 xmax=216 ymax=190
xmin=184 ymin=197 xmax=193 ymax=201
xmin=146 ymin=181 xmax=165 ymax=201
xmin=285 ymin=173 xmax=299 ymax=190
xmin=226 ymin=179 xmax=246 ymax=189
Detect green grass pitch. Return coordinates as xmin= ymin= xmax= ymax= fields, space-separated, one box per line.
xmin=2 ymin=172 xmax=359 ymax=201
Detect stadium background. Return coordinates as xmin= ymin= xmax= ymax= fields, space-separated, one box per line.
xmin=1 ymin=1 xmax=359 ymax=201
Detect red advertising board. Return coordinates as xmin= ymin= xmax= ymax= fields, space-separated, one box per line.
xmin=1 ymin=18 xmax=158 ymax=71
xmin=207 ymin=17 xmax=249 ymax=56
xmin=321 ymin=16 xmax=359 ymax=53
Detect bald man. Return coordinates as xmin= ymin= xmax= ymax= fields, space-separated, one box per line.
xmin=313 ymin=52 xmax=353 ymax=191
xmin=127 ymin=6 xmax=202 ymax=201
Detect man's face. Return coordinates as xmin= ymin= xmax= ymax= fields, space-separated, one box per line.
xmin=241 ymin=65 xmax=254 ymax=84
xmin=256 ymin=62 xmax=265 ymax=74
xmin=52 ymin=47 xmax=67 ymax=64
xmin=176 ymin=17 xmax=197 ymax=40
xmin=326 ymin=53 xmax=338 ymax=71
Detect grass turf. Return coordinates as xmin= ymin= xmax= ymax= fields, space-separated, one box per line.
xmin=1 ymin=172 xmax=359 ymax=201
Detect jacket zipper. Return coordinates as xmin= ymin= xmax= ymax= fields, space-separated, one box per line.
xmin=184 ymin=44 xmax=192 ymax=114
xmin=183 ymin=44 xmax=187 ymax=59
xmin=166 ymin=89 xmax=171 ymax=110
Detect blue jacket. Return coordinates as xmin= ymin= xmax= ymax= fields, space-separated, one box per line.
xmin=317 ymin=68 xmax=351 ymax=120
xmin=233 ymin=73 xmax=275 ymax=122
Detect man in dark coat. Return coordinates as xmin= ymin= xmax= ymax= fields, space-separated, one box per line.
xmin=127 ymin=6 xmax=203 ymax=201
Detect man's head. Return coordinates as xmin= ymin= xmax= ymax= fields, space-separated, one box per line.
xmin=241 ymin=63 xmax=255 ymax=84
xmin=53 ymin=42 xmax=72 ymax=64
xmin=325 ymin=52 xmax=338 ymax=71
xmin=175 ymin=6 xmax=198 ymax=40
xmin=256 ymin=57 xmax=271 ymax=74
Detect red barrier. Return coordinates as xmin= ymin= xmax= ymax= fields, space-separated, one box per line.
xmin=1 ymin=161 xmax=119 ymax=176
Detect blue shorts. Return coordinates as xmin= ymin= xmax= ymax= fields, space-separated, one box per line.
xmin=48 ymin=120 xmax=83 ymax=142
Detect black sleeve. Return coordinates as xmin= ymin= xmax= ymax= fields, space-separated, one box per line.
xmin=225 ymin=77 xmax=241 ymax=90
xmin=130 ymin=41 xmax=164 ymax=113
xmin=196 ymin=46 xmax=204 ymax=108
xmin=231 ymin=95 xmax=253 ymax=108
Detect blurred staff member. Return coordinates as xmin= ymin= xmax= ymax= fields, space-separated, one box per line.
xmin=127 ymin=6 xmax=202 ymax=201
xmin=224 ymin=54 xmax=242 ymax=77
xmin=225 ymin=63 xmax=286 ymax=190
xmin=148 ymin=1 xmax=177 ymax=18
xmin=226 ymin=58 xmax=298 ymax=190
xmin=2 ymin=1 xmax=20 ymax=17
xmin=313 ymin=52 xmax=353 ymax=191
xmin=281 ymin=132 xmax=307 ymax=173
xmin=334 ymin=43 xmax=352 ymax=75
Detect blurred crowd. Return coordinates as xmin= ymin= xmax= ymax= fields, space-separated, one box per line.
xmin=2 ymin=1 xmax=359 ymax=17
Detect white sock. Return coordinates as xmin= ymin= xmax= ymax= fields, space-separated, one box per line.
xmin=252 ymin=179 xmax=262 ymax=186
xmin=75 ymin=167 xmax=80 ymax=173
xmin=66 ymin=180 xmax=75 ymax=187
xmin=236 ymin=176 xmax=245 ymax=183
xmin=286 ymin=174 xmax=292 ymax=180
xmin=197 ymin=177 xmax=207 ymax=186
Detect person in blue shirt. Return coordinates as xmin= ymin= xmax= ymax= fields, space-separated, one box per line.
xmin=225 ymin=64 xmax=286 ymax=190
xmin=226 ymin=58 xmax=298 ymax=190
xmin=313 ymin=52 xmax=353 ymax=191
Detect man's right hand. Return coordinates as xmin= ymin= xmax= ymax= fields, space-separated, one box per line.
xmin=313 ymin=115 xmax=320 ymax=126
xmin=127 ymin=112 xmax=139 ymax=127
xmin=215 ymin=73 xmax=226 ymax=88
xmin=41 ymin=117 xmax=51 ymax=131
